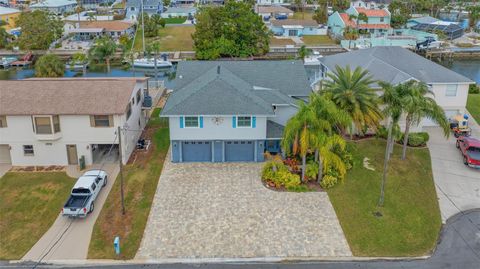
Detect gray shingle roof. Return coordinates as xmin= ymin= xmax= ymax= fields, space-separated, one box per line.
xmin=319 ymin=47 xmax=473 ymax=86
xmin=162 ymin=61 xmax=311 ymax=116
xmin=267 ymin=120 xmax=284 ymax=139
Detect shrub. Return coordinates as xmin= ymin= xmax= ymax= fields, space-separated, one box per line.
xmin=277 ymin=170 xmax=301 ymax=188
xmin=261 ymin=160 xmax=300 ymax=188
xmin=469 ymin=84 xmax=480 ymax=94
xmin=305 ymin=161 xmax=318 ymax=180
xmin=400 ymin=132 xmax=429 ymax=147
xmin=320 ymin=175 xmax=338 ymax=189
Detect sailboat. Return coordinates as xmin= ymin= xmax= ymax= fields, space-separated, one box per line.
xmin=132 ymin=0 xmax=172 ymax=69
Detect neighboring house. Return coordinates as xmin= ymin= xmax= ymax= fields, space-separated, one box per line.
xmin=256 ymin=5 xmax=293 ymax=19
xmin=0 ymin=6 xmax=20 ymax=30
xmin=160 ymin=7 xmax=196 ymax=19
xmin=328 ymin=7 xmax=391 ymax=37
xmin=350 ymin=0 xmax=391 ymax=9
xmin=65 ymin=21 xmax=135 ymax=40
xmin=80 ymin=0 xmax=111 ymax=9
xmin=317 ymin=47 xmax=474 ymax=129
xmin=270 ymin=19 xmax=327 ymax=37
xmin=30 ymin=0 xmax=77 ymax=15
xmin=256 ymin=0 xmax=287 ymax=5
xmin=0 ymin=78 xmax=150 ymax=166
xmin=161 ymin=61 xmax=312 ymax=163
xmin=126 ymin=0 xmax=163 ymax=21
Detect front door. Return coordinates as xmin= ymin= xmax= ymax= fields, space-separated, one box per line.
xmin=288 ymin=30 xmax=298 ymax=36
xmin=66 ymin=145 xmax=78 ymax=165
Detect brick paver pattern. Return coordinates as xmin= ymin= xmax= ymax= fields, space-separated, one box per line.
xmin=136 ymin=153 xmax=352 ymax=259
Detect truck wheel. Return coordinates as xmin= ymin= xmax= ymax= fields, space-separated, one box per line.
xmin=103 ymin=176 xmax=108 ymax=187
xmin=463 ymin=156 xmax=468 ymax=165
xmin=456 ymin=141 xmax=460 ymax=149
xmin=89 ymin=202 xmax=94 ymax=213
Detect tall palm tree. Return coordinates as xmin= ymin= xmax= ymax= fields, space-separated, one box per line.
xmin=35 ymin=54 xmax=64 ymax=78
xmin=147 ymin=41 xmax=161 ymax=87
xmin=71 ymin=52 xmax=88 ymax=75
xmin=310 ymin=94 xmax=350 ymax=182
xmin=322 ymin=65 xmax=382 ymax=139
xmin=379 ymin=81 xmax=405 ymax=158
xmin=282 ymin=100 xmax=330 ymax=182
xmin=400 ymin=81 xmax=449 ymax=160
xmin=89 ymin=36 xmax=117 ymax=72
xmin=297 ymin=45 xmax=311 ymax=61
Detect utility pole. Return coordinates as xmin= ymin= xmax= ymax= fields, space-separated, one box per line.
xmin=117 ymin=126 xmax=126 ymax=215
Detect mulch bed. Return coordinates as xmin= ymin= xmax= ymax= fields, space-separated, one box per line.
xmin=11 ymin=166 xmax=65 ymax=172
xmin=262 ymin=179 xmax=324 ymax=192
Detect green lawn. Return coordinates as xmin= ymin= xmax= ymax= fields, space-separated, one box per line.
xmin=302 ymin=35 xmax=336 ymax=46
xmin=133 ymin=26 xmax=195 ymax=52
xmin=0 ymin=172 xmax=75 ymax=259
xmin=467 ymin=94 xmax=480 ymax=124
xmin=164 ymin=17 xmax=187 ymax=24
xmin=327 ymin=139 xmax=441 ymax=256
xmin=292 ymin=11 xmax=314 ymax=20
xmin=88 ymin=118 xmax=170 ymax=259
xmin=269 ymin=37 xmax=296 ymax=46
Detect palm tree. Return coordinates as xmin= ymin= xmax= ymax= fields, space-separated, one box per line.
xmin=89 ymin=36 xmax=117 ymax=72
xmin=35 ymin=54 xmax=64 ymax=77
xmin=379 ymin=81 xmax=405 ymax=158
xmin=71 ymin=52 xmax=88 ymax=75
xmin=147 ymin=41 xmax=161 ymax=87
xmin=282 ymin=100 xmax=330 ymax=182
xmin=322 ymin=65 xmax=382 ymax=139
xmin=400 ymin=81 xmax=449 ymax=160
xmin=297 ymin=45 xmax=311 ymax=61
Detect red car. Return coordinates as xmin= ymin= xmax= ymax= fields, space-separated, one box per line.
xmin=456 ymin=136 xmax=480 ymax=168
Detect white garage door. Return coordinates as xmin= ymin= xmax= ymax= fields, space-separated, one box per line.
xmin=0 ymin=145 xmax=12 ymax=164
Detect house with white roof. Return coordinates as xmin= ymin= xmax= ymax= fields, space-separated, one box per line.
xmin=270 ymin=19 xmax=327 ymax=37
xmin=30 ymin=0 xmax=77 ymax=15
xmin=0 ymin=78 xmax=151 ymax=166
xmin=161 ymin=61 xmax=312 ymax=163
xmin=316 ymin=46 xmax=474 ymax=129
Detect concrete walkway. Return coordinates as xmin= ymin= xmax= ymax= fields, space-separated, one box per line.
xmin=425 ymin=111 xmax=480 ymax=223
xmin=22 ymin=164 xmax=119 ymax=262
xmin=136 ymin=154 xmax=351 ymax=260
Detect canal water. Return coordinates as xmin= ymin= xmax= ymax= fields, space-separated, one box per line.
xmin=1 ymin=60 xmax=479 ymax=86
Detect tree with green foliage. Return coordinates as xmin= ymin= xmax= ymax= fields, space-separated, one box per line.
xmin=331 ymin=0 xmax=349 ymax=12
xmin=388 ymin=0 xmax=410 ymax=28
xmin=322 ymin=65 xmax=382 ymax=139
xmin=0 ymin=21 xmax=10 ymax=49
xmin=467 ymin=5 xmax=480 ymax=31
xmin=297 ymin=45 xmax=311 ymax=61
xmin=71 ymin=52 xmax=88 ymax=75
xmin=142 ymin=13 xmax=166 ymax=37
xmin=312 ymin=4 xmax=328 ymax=24
xmin=15 ymin=10 xmax=63 ymax=50
xmin=398 ymin=81 xmax=449 ymax=160
xmin=89 ymin=36 xmax=117 ymax=72
xmin=357 ymin=12 xmax=368 ymax=23
xmin=163 ymin=0 xmax=171 ymax=7
xmin=35 ymin=54 xmax=64 ymax=77
xmin=192 ymin=0 xmax=270 ymax=59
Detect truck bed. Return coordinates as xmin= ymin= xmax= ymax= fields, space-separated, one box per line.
xmin=64 ymin=195 xmax=90 ymax=209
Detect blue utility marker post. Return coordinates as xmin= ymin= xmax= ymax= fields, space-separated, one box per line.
xmin=114 ymin=236 xmax=120 ymax=255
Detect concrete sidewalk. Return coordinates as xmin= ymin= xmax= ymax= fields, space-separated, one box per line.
xmin=22 ymin=164 xmax=119 ymax=262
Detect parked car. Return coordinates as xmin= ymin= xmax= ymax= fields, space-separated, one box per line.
xmin=62 ymin=170 xmax=108 ymax=218
xmin=456 ymin=136 xmax=480 ymax=168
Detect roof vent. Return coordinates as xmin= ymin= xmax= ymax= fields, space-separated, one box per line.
xmin=217 ymin=65 xmax=221 ymax=74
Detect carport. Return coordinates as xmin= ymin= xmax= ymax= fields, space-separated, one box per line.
xmin=91 ymin=144 xmax=119 ymax=164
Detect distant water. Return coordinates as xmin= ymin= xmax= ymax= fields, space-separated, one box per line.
xmin=0 ymin=64 xmax=177 ymax=88
xmin=439 ymin=60 xmax=480 ymax=84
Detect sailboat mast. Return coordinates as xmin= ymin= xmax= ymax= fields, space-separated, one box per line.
xmin=141 ymin=0 xmax=145 ymax=53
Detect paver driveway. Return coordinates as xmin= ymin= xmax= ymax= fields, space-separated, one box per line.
xmin=426 ymin=124 xmax=480 ymax=223
xmin=136 ymin=154 xmax=352 ymax=260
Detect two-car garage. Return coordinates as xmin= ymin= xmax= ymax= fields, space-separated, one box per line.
xmin=177 ymin=140 xmax=258 ymax=162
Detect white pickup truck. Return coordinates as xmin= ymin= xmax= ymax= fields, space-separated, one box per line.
xmin=61 ymin=170 xmax=108 ymax=218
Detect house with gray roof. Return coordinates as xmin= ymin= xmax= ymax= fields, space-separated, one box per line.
xmin=317 ymin=46 xmax=474 ymax=128
xmin=126 ymin=0 xmax=163 ymax=21
xmin=161 ymin=60 xmax=312 ymax=163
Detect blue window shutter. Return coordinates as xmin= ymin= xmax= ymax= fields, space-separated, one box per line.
xmin=252 ymin=116 xmax=256 ymax=128
xmin=180 ymin=116 xmax=184 ymax=128
xmin=199 ymin=116 xmax=203 ymax=128
xmin=232 ymin=116 xmax=236 ymax=128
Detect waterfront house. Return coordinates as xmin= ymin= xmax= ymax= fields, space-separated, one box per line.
xmin=160 ymin=7 xmax=197 ymax=19
xmin=161 ymin=61 xmax=312 ymax=163
xmin=30 ymin=0 xmax=77 ymax=15
xmin=328 ymin=6 xmax=391 ymax=37
xmin=350 ymin=0 xmax=391 ymax=10
xmin=316 ymin=46 xmax=474 ymax=130
xmin=256 ymin=0 xmax=288 ymax=5
xmin=65 ymin=21 xmax=135 ymax=40
xmin=0 ymin=78 xmax=150 ymax=166
xmin=0 ymin=6 xmax=20 ymax=31
xmin=270 ymin=19 xmax=327 ymax=37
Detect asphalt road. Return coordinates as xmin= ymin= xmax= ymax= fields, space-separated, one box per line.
xmin=2 ymin=209 xmax=479 ymax=269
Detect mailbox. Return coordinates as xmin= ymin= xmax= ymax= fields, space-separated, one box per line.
xmin=114 ymin=236 xmax=120 ymax=255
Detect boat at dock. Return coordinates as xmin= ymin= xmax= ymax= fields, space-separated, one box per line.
xmin=133 ymin=58 xmax=172 ymax=68
xmin=0 ymin=57 xmax=17 ymax=68
xmin=66 ymin=61 xmax=89 ymax=70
